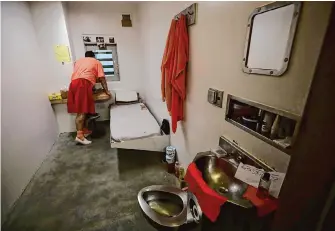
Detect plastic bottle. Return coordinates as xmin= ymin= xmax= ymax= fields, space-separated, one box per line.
xmin=270 ymin=115 xmax=281 ymax=139
xmin=257 ymin=172 xmax=271 ymax=199
xmin=179 ymin=166 xmax=185 ymax=181
xmin=175 ymin=161 xmax=180 ymax=178
xmin=261 ymin=113 xmax=275 ymax=137
xmin=165 ymin=146 xmax=176 ymax=174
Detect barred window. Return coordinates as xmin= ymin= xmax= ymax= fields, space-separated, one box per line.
xmin=83 ymin=35 xmax=120 ymax=81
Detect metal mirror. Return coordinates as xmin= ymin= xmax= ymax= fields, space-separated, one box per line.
xmin=242 ymin=2 xmax=302 ymax=76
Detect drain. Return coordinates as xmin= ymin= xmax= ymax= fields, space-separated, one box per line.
xmin=218 ymin=187 xmax=229 ymax=194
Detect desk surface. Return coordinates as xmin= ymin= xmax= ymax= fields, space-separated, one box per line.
xmin=50 ymin=91 xmax=111 ymax=105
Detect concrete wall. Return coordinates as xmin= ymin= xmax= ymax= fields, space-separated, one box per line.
xmin=65 ymin=1 xmax=143 ymax=94
xmin=139 ymin=2 xmax=332 ymax=172
xmin=30 ymin=1 xmax=73 ymax=93
xmin=1 ymin=2 xmax=58 ymax=215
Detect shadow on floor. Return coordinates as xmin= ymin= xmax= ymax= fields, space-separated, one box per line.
xmin=117 ymin=149 xmax=166 ymax=177
xmin=1 ymin=122 xmax=182 ymax=231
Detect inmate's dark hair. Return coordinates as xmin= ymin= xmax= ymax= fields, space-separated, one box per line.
xmin=85 ymin=51 xmax=95 ymax=58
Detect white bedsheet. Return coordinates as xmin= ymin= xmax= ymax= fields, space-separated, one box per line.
xmin=110 ymin=103 xmax=161 ymax=142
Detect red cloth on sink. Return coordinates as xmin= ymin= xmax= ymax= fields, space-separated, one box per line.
xmin=184 ymin=162 xmax=278 ymax=222
xmin=184 ymin=163 xmax=228 ymax=222
xmin=243 ymin=186 xmax=278 ymax=217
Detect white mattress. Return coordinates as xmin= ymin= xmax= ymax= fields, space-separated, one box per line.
xmin=110 ymin=103 xmax=161 ymax=142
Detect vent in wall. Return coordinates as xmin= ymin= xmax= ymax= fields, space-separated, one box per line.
xmin=121 ymin=14 xmax=132 ymax=27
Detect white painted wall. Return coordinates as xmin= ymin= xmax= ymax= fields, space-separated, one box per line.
xmin=29 ymin=2 xmax=122 ymax=133
xmin=0 ymin=1 xmax=3 ymax=220
xmin=30 ymin=1 xmax=73 ymax=93
xmin=1 ymin=2 xmax=58 ymax=215
xmin=139 ymin=2 xmax=332 ymax=172
xmin=29 ymin=2 xmax=76 ymax=134
xmin=65 ymin=1 xmax=143 ymax=94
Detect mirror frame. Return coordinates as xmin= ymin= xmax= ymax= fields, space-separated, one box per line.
xmin=242 ymin=1 xmax=302 ymax=76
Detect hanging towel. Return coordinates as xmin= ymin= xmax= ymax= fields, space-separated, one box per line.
xmin=171 ymin=14 xmax=189 ymax=133
xmin=161 ymin=19 xmax=177 ymax=113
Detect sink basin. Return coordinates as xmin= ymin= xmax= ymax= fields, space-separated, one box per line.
xmin=191 ymin=136 xmax=275 ymax=209
xmin=143 ymin=190 xmax=184 ymax=217
xmin=194 ymin=152 xmax=253 ymax=208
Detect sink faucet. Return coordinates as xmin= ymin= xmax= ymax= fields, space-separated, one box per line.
xmin=212 ymin=147 xmax=228 ymax=158
xmin=212 ymin=146 xmax=244 ymax=165
xmin=226 ymin=150 xmax=245 ymax=166
xmin=235 ymin=153 xmax=244 ymax=163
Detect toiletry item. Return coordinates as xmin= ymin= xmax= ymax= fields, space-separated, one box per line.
xmin=180 ymin=179 xmax=187 ymax=189
xmin=60 ymin=90 xmax=68 ymax=99
xmin=48 ymin=93 xmax=62 ymax=101
xmin=242 ymin=116 xmax=258 ymax=131
xmin=257 ymin=172 xmax=271 ymax=199
xmin=175 ymin=161 xmax=180 ymax=178
xmin=179 ymin=167 xmax=185 ymax=181
xmin=261 ymin=112 xmax=275 ymax=137
xmin=178 ymin=166 xmax=186 ymax=189
xmin=277 ymin=122 xmax=286 ymax=139
xmin=270 ymin=115 xmax=281 ymax=139
xmin=256 ymin=109 xmax=264 ymax=132
xmin=273 ymin=137 xmax=292 ymax=149
xmin=284 ymin=118 xmax=295 ymax=137
xmin=165 ymin=146 xmax=176 ymax=173
xmin=167 ymin=162 xmax=175 ymax=174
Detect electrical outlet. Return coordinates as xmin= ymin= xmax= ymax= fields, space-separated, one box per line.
xmin=207 ymin=88 xmax=224 ymax=108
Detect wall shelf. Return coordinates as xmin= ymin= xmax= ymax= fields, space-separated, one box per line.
xmin=225 ymin=94 xmax=302 ymax=155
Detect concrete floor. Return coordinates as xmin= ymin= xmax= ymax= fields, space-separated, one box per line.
xmin=2 ymin=123 xmax=189 ymax=231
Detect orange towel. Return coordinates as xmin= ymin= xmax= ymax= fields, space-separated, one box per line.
xmin=161 ymin=15 xmax=189 ymax=133
xmin=171 ymin=15 xmax=188 ymax=133
xmin=161 ymin=20 xmax=177 ymax=113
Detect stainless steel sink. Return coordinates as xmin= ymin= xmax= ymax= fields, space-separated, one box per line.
xmin=144 ymin=190 xmax=184 ymax=217
xmin=192 ymin=136 xmax=275 ymax=209
xmin=194 ymin=152 xmax=252 ymax=208
xmin=138 ymin=185 xmax=202 ymax=228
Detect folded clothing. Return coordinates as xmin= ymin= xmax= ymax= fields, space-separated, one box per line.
xmin=184 ymin=162 xmax=278 ymax=222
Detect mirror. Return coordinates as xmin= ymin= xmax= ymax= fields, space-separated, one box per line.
xmin=242 ymin=2 xmax=302 ymax=76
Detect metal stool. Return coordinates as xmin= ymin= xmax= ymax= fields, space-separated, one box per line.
xmin=87 ymin=113 xmax=100 ymax=138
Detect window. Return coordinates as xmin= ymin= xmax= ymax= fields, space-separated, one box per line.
xmin=83 ymin=35 xmax=120 ymax=81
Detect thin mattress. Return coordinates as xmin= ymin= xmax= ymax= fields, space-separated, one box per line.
xmin=110 ymin=103 xmax=161 ymax=142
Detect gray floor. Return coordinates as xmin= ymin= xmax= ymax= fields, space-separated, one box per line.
xmin=2 ymin=123 xmax=180 ymax=231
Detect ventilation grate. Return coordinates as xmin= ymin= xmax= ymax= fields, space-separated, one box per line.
xmin=121 ymin=14 xmax=132 ymax=27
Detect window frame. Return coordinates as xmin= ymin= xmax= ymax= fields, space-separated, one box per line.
xmin=82 ymin=35 xmax=120 ymax=81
